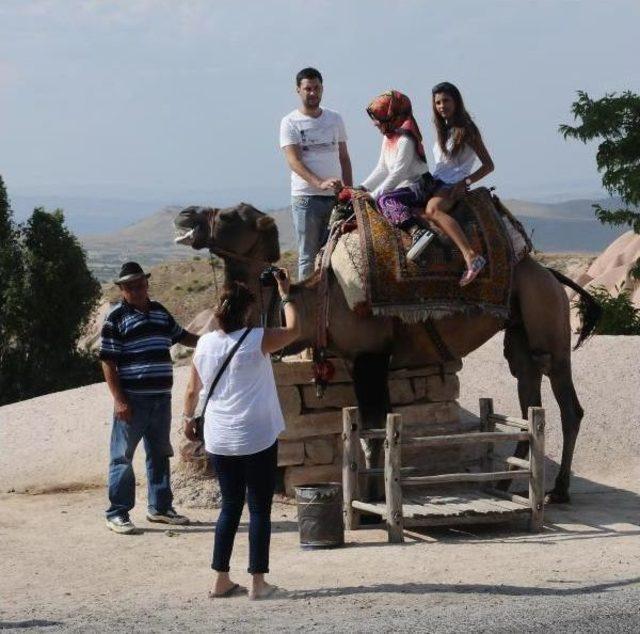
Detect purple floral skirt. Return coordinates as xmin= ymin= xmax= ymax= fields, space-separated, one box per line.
xmin=376 ymin=173 xmax=446 ymax=229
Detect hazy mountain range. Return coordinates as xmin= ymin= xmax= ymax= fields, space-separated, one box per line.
xmin=10 ymin=192 xmax=628 ymax=281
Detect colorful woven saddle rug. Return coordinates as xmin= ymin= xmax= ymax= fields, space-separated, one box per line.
xmin=330 ymin=187 xmax=524 ymax=322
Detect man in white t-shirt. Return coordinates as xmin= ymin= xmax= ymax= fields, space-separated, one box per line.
xmin=279 ymin=67 xmax=352 ymax=279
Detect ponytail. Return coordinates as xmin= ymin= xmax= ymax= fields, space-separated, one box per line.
xmin=215 ymin=282 xmax=255 ymax=332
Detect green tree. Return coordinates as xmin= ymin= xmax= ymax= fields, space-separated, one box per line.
xmin=0 ymin=176 xmax=24 ymax=376
xmin=15 ymin=208 xmax=102 ymax=398
xmin=0 ymin=184 xmax=103 ymax=404
xmin=560 ymin=90 xmax=640 ymax=232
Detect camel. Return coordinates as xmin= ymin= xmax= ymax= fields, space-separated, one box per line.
xmin=174 ymin=201 xmax=601 ymax=504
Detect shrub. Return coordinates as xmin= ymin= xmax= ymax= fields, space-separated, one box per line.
xmin=575 ymin=283 xmax=640 ymax=335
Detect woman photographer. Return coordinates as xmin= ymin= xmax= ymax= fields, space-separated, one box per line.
xmin=182 ymin=268 xmax=300 ymax=599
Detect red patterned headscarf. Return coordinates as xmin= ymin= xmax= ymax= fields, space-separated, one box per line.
xmin=366 ymin=90 xmax=426 ymax=162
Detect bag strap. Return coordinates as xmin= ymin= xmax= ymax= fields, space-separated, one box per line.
xmin=198 ymin=327 xmax=253 ymax=418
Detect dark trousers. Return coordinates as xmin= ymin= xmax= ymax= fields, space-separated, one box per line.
xmin=208 ymin=441 xmax=278 ymax=574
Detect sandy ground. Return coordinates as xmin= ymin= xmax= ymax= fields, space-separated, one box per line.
xmin=1 ymin=484 xmax=638 ymax=632
xmin=1 ymin=334 xmax=639 ymax=631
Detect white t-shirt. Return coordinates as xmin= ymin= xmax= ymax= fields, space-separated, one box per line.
xmin=362 ymin=135 xmax=429 ymax=199
xmin=432 ymin=137 xmax=478 ymax=184
xmin=193 ymin=328 xmax=285 ymax=456
xmin=279 ymin=108 xmax=347 ymax=197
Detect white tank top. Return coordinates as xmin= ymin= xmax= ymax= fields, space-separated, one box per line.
xmin=193 ymin=328 xmax=285 ymax=456
xmin=432 ymin=136 xmax=478 ymax=184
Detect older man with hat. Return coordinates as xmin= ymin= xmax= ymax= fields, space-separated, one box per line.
xmin=100 ymin=261 xmax=199 ymax=534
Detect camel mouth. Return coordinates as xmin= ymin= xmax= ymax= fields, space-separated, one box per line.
xmin=174 ymin=227 xmax=196 ymax=246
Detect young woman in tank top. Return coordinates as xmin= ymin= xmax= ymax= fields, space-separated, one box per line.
xmin=412 ymin=82 xmax=495 ymax=286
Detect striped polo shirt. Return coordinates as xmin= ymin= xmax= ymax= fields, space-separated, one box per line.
xmin=99 ymin=300 xmax=186 ymax=395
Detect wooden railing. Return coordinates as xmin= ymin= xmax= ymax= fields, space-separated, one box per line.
xmin=342 ymin=398 xmax=546 ymax=543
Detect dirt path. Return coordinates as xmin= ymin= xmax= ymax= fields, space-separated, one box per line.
xmin=1 ymin=477 xmax=638 ymax=632
xmin=1 ymin=334 xmax=638 ymax=631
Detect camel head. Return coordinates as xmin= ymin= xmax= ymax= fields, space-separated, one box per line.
xmin=174 ymin=203 xmax=280 ymax=263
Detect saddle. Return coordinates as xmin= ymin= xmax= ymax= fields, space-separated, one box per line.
xmin=328 ymin=188 xmax=531 ymax=322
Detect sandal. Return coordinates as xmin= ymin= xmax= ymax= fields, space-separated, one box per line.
xmin=249 ymin=584 xmax=286 ymax=601
xmin=460 ymin=255 xmax=486 ymax=287
xmin=208 ymin=583 xmax=246 ymax=599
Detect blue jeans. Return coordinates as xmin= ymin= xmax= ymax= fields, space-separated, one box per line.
xmin=106 ymin=393 xmax=174 ymax=519
xmin=291 ymin=195 xmax=335 ymax=279
xmin=208 ymin=441 xmax=278 ymax=574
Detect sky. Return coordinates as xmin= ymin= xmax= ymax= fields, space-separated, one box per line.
xmin=1 ymin=0 xmax=639 ymax=211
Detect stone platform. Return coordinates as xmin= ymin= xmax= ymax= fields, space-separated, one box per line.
xmin=273 ymin=357 xmax=467 ymax=496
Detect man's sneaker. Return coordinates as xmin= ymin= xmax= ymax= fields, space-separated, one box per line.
xmin=106 ymin=515 xmax=139 ymax=535
xmin=146 ymin=508 xmax=190 ymax=525
xmin=407 ymin=229 xmax=436 ymax=262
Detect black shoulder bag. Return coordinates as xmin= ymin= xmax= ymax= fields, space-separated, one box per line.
xmin=193 ymin=327 xmax=253 ymax=442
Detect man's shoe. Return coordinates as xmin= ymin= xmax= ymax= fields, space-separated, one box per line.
xmin=106 ymin=515 xmax=139 ymax=535
xmin=407 ymin=229 xmax=435 ymax=262
xmin=146 ymin=508 xmax=190 ymax=525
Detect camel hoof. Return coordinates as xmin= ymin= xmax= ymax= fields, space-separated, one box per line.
xmin=545 ymin=490 xmax=570 ymax=505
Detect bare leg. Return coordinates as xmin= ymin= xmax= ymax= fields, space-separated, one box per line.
xmin=420 ymin=195 xmax=478 ymax=268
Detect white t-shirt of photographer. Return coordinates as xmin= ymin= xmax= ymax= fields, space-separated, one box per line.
xmin=280 ymin=108 xmax=347 ymax=197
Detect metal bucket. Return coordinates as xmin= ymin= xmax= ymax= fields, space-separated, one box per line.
xmin=294 ymin=482 xmax=345 ymax=549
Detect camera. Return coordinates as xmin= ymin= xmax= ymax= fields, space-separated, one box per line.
xmin=259 ymin=265 xmax=285 ymax=287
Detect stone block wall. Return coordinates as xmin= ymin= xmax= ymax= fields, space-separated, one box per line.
xmin=273 ymin=357 xmax=467 ymax=497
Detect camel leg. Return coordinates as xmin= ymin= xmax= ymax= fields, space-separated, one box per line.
xmin=500 ymin=323 xmax=542 ymax=492
xmin=510 ymin=256 xmax=583 ymax=503
xmin=352 ymin=352 xmax=391 ymax=501
xmin=546 ymin=358 xmax=584 ymax=504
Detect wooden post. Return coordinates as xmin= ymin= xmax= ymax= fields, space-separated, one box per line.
xmin=479 ymin=398 xmax=495 ymax=491
xmin=384 ymin=413 xmax=404 ymax=543
xmin=528 ymin=406 xmax=545 ymax=532
xmin=342 ymin=407 xmax=361 ymax=530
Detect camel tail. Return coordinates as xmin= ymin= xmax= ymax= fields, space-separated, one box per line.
xmin=547 ymin=267 xmax=602 ymax=350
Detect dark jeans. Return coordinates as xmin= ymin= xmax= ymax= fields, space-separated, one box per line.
xmin=209 ymin=441 xmax=278 ymax=574
xmin=106 ymin=393 xmax=174 ymax=520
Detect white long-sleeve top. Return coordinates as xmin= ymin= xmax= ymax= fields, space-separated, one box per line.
xmin=362 ymin=135 xmax=429 ymax=198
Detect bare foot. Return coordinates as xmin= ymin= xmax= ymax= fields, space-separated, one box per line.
xmin=249 ymin=581 xmax=278 ymax=600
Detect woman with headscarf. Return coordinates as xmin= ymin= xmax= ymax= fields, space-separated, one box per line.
xmin=361 ymin=90 xmax=437 ymax=261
